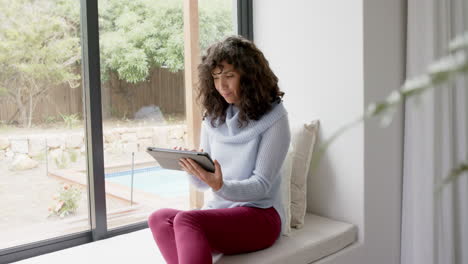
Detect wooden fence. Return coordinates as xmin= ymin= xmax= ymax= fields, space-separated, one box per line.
xmin=0 ymin=67 xmax=185 ymax=124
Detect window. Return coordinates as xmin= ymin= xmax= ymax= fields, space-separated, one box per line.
xmin=97 ymin=0 xmax=235 ymax=229
xmin=0 ymin=0 xmax=251 ymax=262
xmin=0 ymin=0 xmax=89 ymax=249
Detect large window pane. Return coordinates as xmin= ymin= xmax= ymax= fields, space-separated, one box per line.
xmin=98 ymin=0 xmax=186 ymax=230
xmin=198 ymin=0 xmax=235 ymax=204
xmin=0 ymin=0 xmax=92 ymax=249
xmin=97 ymin=0 xmax=235 ymax=229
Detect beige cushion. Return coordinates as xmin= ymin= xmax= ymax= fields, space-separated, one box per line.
xmin=280 ymin=145 xmax=294 ymax=235
xmin=290 ymin=120 xmax=320 ymax=228
xmin=217 ymin=213 xmax=357 ymax=264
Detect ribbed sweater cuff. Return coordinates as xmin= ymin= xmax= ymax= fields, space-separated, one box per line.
xmin=213 ymin=180 xmax=230 ymax=199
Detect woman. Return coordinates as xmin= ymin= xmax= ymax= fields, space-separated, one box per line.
xmin=148 ymin=35 xmax=290 ymax=264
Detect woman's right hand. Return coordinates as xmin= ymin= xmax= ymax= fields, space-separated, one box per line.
xmin=175 ymin=146 xmax=221 ymax=190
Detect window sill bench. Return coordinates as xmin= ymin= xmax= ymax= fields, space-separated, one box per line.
xmin=16 ymin=214 xmax=356 ymax=264
xmin=217 ymin=213 xmax=357 ymax=264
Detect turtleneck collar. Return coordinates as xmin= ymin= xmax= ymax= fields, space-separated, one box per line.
xmin=203 ymin=102 xmax=288 ymax=143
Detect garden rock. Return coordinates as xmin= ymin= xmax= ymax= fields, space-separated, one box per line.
xmin=104 ymin=131 xmax=120 ymax=143
xmin=136 ymin=128 xmax=153 ymax=139
xmin=138 ymin=139 xmax=153 ymax=152
xmin=10 ymin=154 xmax=39 ymax=171
xmin=0 ymin=138 xmax=9 ymax=150
xmin=121 ymin=133 xmax=137 ymax=143
xmin=152 ymin=127 xmax=169 ymax=147
xmin=46 ymin=136 xmax=63 ymax=149
xmin=113 ymin=127 xmax=128 ymax=134
xmin=169 ymin=127 xmax=185 ymax=139
xmin=10 ymin=139 xmax=29 ymax=154
xmin=123 ymin=142 xmax=138 ymax=153
xmin=106 ymin=142 xmax=123 ymax=154
xmin=126 ymin=127 xmax=138 ymax=133
xmin=28 ymin=137 xmax=46 ymax=157
xmin=5 ymin=150 xmax=14 ymax=158
xmin=134 ymin=105 xmax=165 ymax=123
xmin=66 ymin=134 xmax=83 ymax=149
xmin=168 ymin=138 xmax=184 ymax=148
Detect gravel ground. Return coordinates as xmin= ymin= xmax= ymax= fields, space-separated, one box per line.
xmin=0 ymin=118 xmax=188 ymax=249
xmin=0 ymin=160 xmax=131 ymax=249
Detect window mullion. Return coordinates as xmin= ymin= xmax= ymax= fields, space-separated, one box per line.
xmin=237 ymin=0 xmax=254 ymax=40
xmin=80 ymin=0 xmax=108 ymax=241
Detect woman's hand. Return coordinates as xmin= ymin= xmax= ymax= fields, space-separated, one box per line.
xmin=174 ymin=146 xmax=224 ymax=191
xmin=177 ymin=151 xmax=223 ymax=191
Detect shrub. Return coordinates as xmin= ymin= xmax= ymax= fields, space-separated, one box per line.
xmin=48 ymin=183 xmax=81 ymax=218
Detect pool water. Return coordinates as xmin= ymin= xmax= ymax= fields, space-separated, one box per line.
xmin=105 ymin=167 xmax=188 ymax=198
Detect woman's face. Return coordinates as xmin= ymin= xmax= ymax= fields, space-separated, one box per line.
xmin=212 ymin=61 xmax=241 ymax=106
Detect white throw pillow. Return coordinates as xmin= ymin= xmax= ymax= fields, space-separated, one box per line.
xmin=290 ymin=120 xmax=320 ymax=229
xmin=280 ymin=146 xmax=294 ymax=236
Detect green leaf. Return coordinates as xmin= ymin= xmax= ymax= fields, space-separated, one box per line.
xmin=435 ymin=162 xmax=468 ymax=195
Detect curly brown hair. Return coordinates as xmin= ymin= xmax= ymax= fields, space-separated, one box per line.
xmin=197 ymin=35 xmax=284 ymax=127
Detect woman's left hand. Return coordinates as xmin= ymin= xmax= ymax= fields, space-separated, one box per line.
xmin=179 ymin=158 xmax=223 ymax=191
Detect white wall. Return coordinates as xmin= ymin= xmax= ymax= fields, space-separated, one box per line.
xmin=361 ymin=0 xmax=405 ymax=263
xmin=253 ymin=1 xmax=405 ymax=263
xmin=254 ymin=0 xmax=364 ymax=239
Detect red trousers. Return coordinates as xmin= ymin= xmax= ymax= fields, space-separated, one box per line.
xmin=148 ymin=206 xmax=281 ymax=264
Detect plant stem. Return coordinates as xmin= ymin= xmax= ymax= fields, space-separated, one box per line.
xmin=435 ymin=162 xmax=468 ymax=194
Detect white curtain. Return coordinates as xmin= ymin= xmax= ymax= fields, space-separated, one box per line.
xmin=401 ymin=0 xmax=468 ymax=264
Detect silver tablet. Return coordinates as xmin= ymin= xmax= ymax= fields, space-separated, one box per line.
xmin=146 ymin=147 xmax=215 ymax=173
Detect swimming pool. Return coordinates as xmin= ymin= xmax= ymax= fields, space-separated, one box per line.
xmin=105 ymin=167 xmax=188 ymax=198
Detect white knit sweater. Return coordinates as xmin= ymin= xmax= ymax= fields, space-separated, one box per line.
xmin=188 ymin=102 xmax=291 ymax=230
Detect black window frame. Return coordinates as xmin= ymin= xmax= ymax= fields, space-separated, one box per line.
xmin=0 ymin=0 xmax=252 ymax=263
xmin=238 ymin=0 xmax=253 ymax=41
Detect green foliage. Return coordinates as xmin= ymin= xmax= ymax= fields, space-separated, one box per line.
xmin=0 ymin=122 xmax=13 ymax=133
xmin=60 ymin=113 xmax=80 ymax=129
xmin=435 ymin=163 xmax=468 ymax=194
xmin=99 ymin=0 xmax=233 ymax=82
xmin=68 ymin=149 xmax=79 ymax=163
xmin=33 ymin=152 xmax=47 ymax=162
xmin=199 ymin=0 xmax=235 ymax=52
xmin=0 ymin=86 xmax=8 ymax=97
xmin=0 ymin=0 xmax=81 ymax=127
xmin=48 ymin=184 xmax=81 ymax=218
xmin=54 ymin=153 xmax=70 ymax=169
xmin=44 ymin=116 xmax=58 ymax=124
xmin=53 ymin=149 xmax=79 ymax=168
xmin=0 ymin=0 xmax=233 ymax=125
xmin=0 ymin=0 xmax=80 ymax=82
